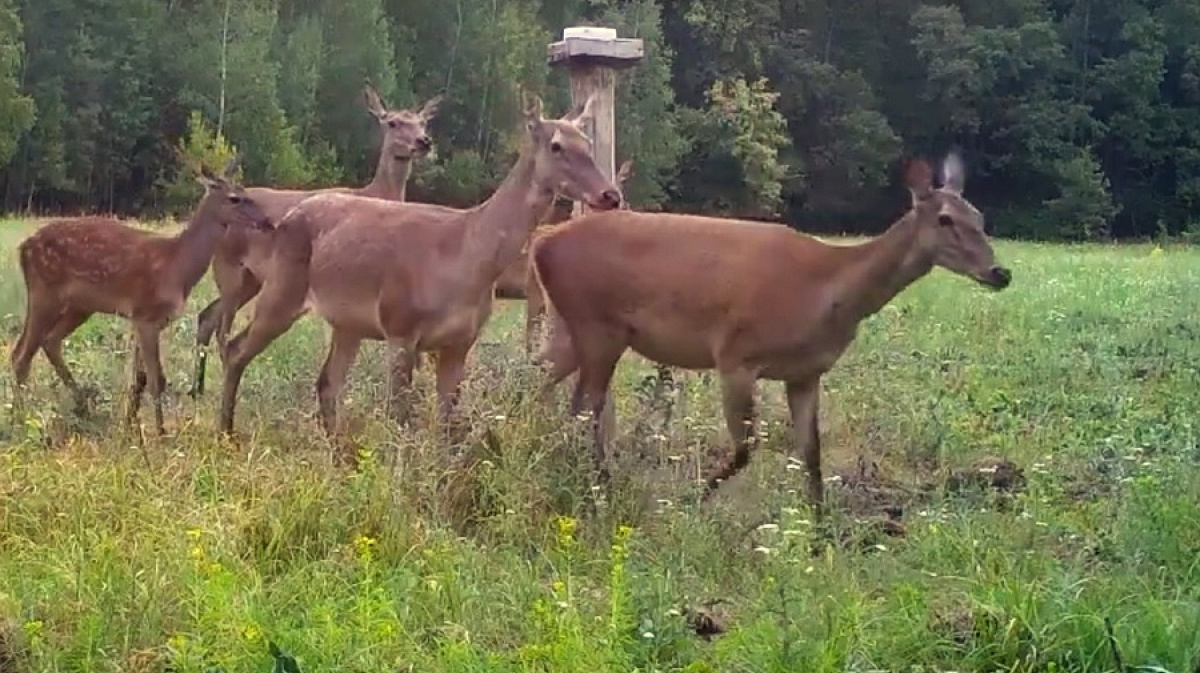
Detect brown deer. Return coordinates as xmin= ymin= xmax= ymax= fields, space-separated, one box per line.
xmin=530 ymin=154 xmax=1012 ymax=515
xmin=11 ymin=160 xmax=270 ymax=435
xmin=189 ymin=82 xmax=443 ymax=396
xmin=510 ymin=160 xmax=694 ymax=430
xmin=216 ymin=93 xmax=622 ymax=437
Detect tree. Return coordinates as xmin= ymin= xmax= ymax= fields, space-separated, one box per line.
xmin=674 ymin=76 xmax=791 ymax=219
xmin=1 ymin=0 xmax=1198 ymax=239
xmin=0 ymin=0 xmax=33 ymax=167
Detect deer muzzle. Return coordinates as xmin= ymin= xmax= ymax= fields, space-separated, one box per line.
xmin=986 ymin=265 xmax=1012 ymax=290
xmin=589 ymin=189 xmax=622 ymax=211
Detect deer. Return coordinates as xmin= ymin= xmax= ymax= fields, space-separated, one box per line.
xmin=216 ymin=93 xmax=622 ymax=439
xmin=189 ymin=82 xmax=443 ymax=396
xmin=10 ymin=159 xmax=270 ymax=435
xmin=529 ymin=153 xmax=1012 ymax=517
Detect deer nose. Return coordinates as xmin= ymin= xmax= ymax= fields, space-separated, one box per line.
xmin=416 ymin=136 xmax=432 ymax=150
xmin=599 ymin=189 xmax=622 ymax=210
xmin=989 ymin=265 xmax=1012 ymax=289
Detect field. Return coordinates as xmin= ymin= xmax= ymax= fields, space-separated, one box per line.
xmin=0 ymin=217 xmax=1198 ymax=673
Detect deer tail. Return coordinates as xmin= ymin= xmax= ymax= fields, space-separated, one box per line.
xmin=528 ymin=234 xmax=577 ymax=368
xmin=12 ymin=239 xmax=39 ymax=360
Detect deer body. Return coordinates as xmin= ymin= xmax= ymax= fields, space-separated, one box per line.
xmin=299 ymin=199 xmax=506 ymax=341
xmin=217 ymin=95 xmax=622 ymax=437
xmin=11 ymin=164 xmax=269 ymax=434
xmin=190 ymin=85 xmax=442 ymax=396
xmin=532 ymin=155 xmax=1012 ymax=514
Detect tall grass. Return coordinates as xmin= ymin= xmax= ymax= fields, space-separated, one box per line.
xmin=0 ymin=218 xmax=1198 ymax=672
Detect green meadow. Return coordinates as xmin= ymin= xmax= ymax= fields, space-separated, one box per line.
xmin=0 ymin=218 xmax=1198 ymax=673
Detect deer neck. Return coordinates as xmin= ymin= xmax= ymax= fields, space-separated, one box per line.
xmin=835 ymin=212 xmax=933 ymax=323
xmin=172 ymin=199 xmax=230 ymax=295
xmin=459 ymin=147 xmax=555 ymax=290
xmin=360 ymin=154 xmax=412 ymax=201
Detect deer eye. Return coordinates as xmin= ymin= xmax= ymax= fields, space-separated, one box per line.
xmin=229 ymin=195 xmax=244 ymax=204
xmin=550 ymin=141 xmax=563 ymax=154
xmin=938 ymin=214 xmax=953 ymax=227
xmin=387 ymin=120 xmax=398 ymax=128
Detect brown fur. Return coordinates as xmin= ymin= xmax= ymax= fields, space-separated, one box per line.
xmin=10 ymin=160 xmax=270 ymax=434
xmin=531 ymin=154 xmax=1012 ymax=515
xmin=190 ymin=83 xmax=442 ymax=395
xmin=217 ymin=93 xmax=623 ymax=437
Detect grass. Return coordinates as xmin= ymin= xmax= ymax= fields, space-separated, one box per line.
xmin=0 ymin=217 xmax=1199 ymax=673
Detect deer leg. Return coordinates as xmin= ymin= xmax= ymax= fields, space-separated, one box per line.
xmin=190 ymin=298 xmax=222 ymax=398
xmin=316 ymin=328 xmax=362 ymax=436
xmin=200 ymin=255 xmax=241 ymax=351
xmin=703 ymin=368 xmax=758 ymax=496
xmin=195 ymin=298 xmax=222 ymax=350
xmin=524 ymin=286 xmax=547 ymax=358
xmin=131 ymin=321 xmax=168 ymax=436
xmin=216 ymin=269 xmax=263 ymax=359
xmin=126 ymin=336 xmax=148 ymax=427
xmin=10 ymin=301 xmax=61 ymax=394
xmin=41 ymin=309 xmax=91 ymax=411
xmin=219 ymin=278 xmax=306 ymax=436
xmin=194 ymin=259 xmax=251 ymax=396
xmin=786 ymin=378 xmax=825 ymax=518
xmin=570 ymin=334 xmax=625 ymax=479
xmin=534 ymin=310 xmax=577 ymax=405
xmin=434 ymin=343 xmax=471 ymax=446
xmin=675 ymin=370 xmax=690 ymax=425
xmin=651 ymin=364 xmax=678 ymax=429
xmin=384 ymin=340 xmax=418 ymax=426
xmin=193 ymin=271 xmax=260 ymax=397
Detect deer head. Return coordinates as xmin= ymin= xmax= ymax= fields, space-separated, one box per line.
xmin=523 ymin=93 xmax=621 ymax=212
xmin=363 ymin=80 xmax=443 ymax=161
xmin=905 ymin=154 xmax=1011 ymax=290
xmin=194 ymin=157 xmax=271 ymax=231
xmin=546 ymin=158 xmax=635 ymax=221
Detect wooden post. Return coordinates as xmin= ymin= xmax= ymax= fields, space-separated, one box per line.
xmin=548 ymin=26 xmax=643 ymax=215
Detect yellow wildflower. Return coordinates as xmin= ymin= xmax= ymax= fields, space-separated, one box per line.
xmin=353 ymin=534 xmax=378 ymax=562
xmin=240 ymin=623 xmax=262 ymax=644
xmin=553 ymin=515 xmax=577 ymax=550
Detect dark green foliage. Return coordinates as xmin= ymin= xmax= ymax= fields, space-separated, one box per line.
xmin=268 ymin=641 xmax=301 ymax=673
xmin=0 ymin=0 xmax=1197 ymax=238
xmin=0 ymin=0 xmax=33 ymax=167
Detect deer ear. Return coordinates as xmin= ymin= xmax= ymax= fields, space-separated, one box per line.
xmin=221 ymin=155 xmax=241 ymax=182
xmin=523 ymin=92 xmax=545 ymax=122
xmin=522 ymin=91 xmax=545 ymax=136
xmin=616 ymin=160 xmax=634 ymax=185
xmin=195 ymin=164 xmax=220 ymax=189
xmin=418 ymin=93 xmax=444 ymax=121
xmin=903 ymin=158 xmax=934 ymax=202
xmin=941 ymin=151 xmax=966 ymax=194
xmin=567 ymin=94 xmax=597 ymax=130
xmin=363 ymin=79 xmax=388 ymax=119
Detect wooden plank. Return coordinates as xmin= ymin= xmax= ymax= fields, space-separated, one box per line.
xmin=547 ymin=37 xmax=644 ymax=69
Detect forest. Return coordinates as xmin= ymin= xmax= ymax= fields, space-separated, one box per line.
xmin=0 ymin=0 xmax=1198 ymax=240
